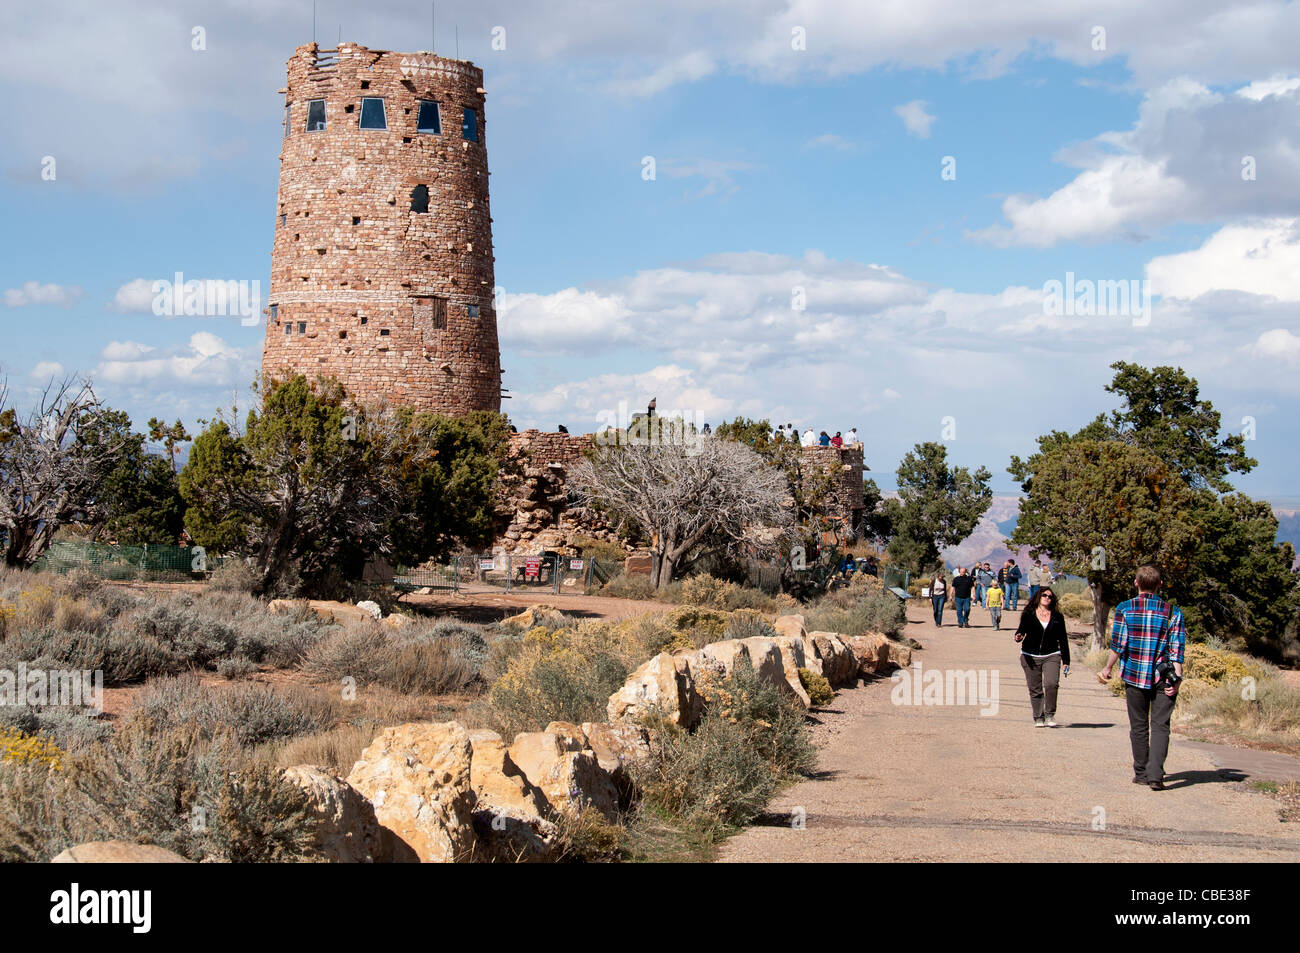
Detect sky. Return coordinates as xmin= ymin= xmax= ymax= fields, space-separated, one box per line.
xmin=3 ymin=0 xmax=1299 ymax=497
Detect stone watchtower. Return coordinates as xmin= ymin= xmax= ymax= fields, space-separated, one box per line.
xmin=262 ymin=42 xmax=500 ymax=413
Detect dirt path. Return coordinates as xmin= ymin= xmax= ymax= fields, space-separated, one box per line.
xmin=719 ymin=601 xmax=1300 ymax=862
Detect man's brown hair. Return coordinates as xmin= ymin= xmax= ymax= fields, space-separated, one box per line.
xmin=1135 ymin=565 xmax=1162 ymax=592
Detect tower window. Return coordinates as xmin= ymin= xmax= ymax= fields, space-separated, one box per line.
xmin=416 ymin=100 xmax=441 ymax=134
xmin=297 ymin=321 xmax=307 ymax=334
xmin=379 ymin=328 xmax=390 ymax=336
xmin=359 ymin=98 xmax=386 ymax=129
xmin=283 ymin=104 xmax=291 ymax=139
xmin=466 ymin=304 xmax=479 ymax=318
xmin=268 ymin=304 xmax=278 ymax=321
xmin=360 ymin=316 xmax=368 ymax=325
xmin=279 ymin=213 xmax=286 ymax=227
xmin=462 ymin=106 xmax=478 ymax=142
xmin=284 ymin=323 xmax=291 ymax=335
xmin=409 ymin=184 xmax=429 ymax=213
xmin=414 ymin=296 xmax=447 ymax=329
xmin=352 ymin=216 xmax=360 ymax=225
xmin=360 ymin=80 xmax=370 ymax=90
xmin=305 ymin=99 xmax=326 ymax=132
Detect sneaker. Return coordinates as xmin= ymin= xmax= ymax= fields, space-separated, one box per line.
xmin=1034 ymin=718 xmax=1046 ymax=728
xmin=1045 ymin=717 xmax=1058 ymax=727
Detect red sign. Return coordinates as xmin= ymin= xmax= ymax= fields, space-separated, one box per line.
xmin=524 ymin=557 xmax=541 ymax=579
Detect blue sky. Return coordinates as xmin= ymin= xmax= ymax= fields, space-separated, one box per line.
xmin=4 ymin=1 xmax=1300 ymax=497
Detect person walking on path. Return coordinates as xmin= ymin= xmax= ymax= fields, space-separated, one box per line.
xmin=951 ymin=567 xmax=975 ymax=628
xmin=930 ymin=572 xmax=948 ymax=626
xmin=975 ymin=563 xmax=993 ymax=606
xmin=986 ymin=579 xmax=1005 ymax=630
xmin=1005 ymin=560 xmax=1023 ymax=610
xmin=1098 ymin=565 xmax=1186 ymax=790
xmin=1014 ymin=586 xmax=1070 ymax=727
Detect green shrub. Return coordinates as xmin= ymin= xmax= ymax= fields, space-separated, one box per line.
xmin=208 ymin=558 xmax=259 ymax=593
xmin=664 ymin=605 xmax=729 ymax=646
xmin=599 ymin=575 xmax=659 ymax=601
xmin=804 ymin=589 xmax=905 ymax=639
xmin=0 ymin=717 xmax=321 ymax=862
xmin=131 ymin=675 xmax=338 ymax=747
xmin=486 ymin=638 xmax=628 ymax=738
xmin=303 ymin=623 xmax=482 ymax=695
xmin=722 ymin=610 xmax=778 ymax=642
xmin=217 ymin=657 xmax=259 ymax=679
xmin=799 ymin=668 xmax=835 ymax=706
xmin=1057 ymin=593 xmax=1094 ymax=620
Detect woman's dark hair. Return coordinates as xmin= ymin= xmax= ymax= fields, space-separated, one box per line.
xmin=1018 ymin=586 xmax=1059 ymax=627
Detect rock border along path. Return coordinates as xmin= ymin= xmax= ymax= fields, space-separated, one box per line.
xmin=718 ymin=601 xmax=1300 ymax=862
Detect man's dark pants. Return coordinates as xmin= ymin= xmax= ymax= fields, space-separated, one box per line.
xmin=1124 ymin=680 xmax=1177 ymax=782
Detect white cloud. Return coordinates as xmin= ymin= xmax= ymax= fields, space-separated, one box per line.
xmin=94 ymin=331 xmax=253 ymax=387
xmin=29 ymin=361 xmax=65 ymax=380
xmin=894 ymin=100 xmax=936 ymax=138
xmin=804 ymin=133 xmax=858 ymax=152
xmin=108 ymin=278 xmax=156 ymax=314
xmin=1250 ymin=328 xmax=1300 ymax=363
xmin=4 ymin=281 xmax=84 ymax=308
xmin=610 ymin=50 xmax=716 ymax=97
xmin=972 ymin=77 xmax=1300 ymax=246
xmin=1147 ymin=219 xmax=1300 ymax=300
xmin=657 ymin=158 xmax=755 ymax=198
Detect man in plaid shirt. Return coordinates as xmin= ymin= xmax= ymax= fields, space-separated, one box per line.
xmin=1099 ymin=565 xmax=1185 ymax=790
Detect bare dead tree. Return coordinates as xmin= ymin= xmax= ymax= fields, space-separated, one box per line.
xmin=570 ymin=438 xmax=792 ymax=587
xmin=0 ymin=377 xmax=124 ymax=568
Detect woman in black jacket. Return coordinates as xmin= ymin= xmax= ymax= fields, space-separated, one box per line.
xmin=1014 ymin=586 xmax=1071 ymax=727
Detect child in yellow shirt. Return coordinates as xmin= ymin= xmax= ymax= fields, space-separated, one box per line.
xmin=986 ymin=581 xmax=1005 ymax=630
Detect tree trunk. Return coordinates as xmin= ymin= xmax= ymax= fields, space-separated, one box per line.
xmin=1089 ymin=582 xmax=1111 ymax=653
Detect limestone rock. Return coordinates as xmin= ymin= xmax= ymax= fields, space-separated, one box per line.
xmin=346 ymin=722 xmax=477 ymax=863
xmin=501 ymin=604 xmax=563 ymax=630
xmin=773 ymin=634 xmax=813 ymax=707
xmin=467 ymin=729 xmax=556 ymax=862
xmin=606 ymin=652 xmax=703 ymax=728
xmin=772 ymin=615 xmax=808 ymax=640
xmin=810 ymin=631 xmax=859 ymax=687
xmin=509 ymin=726 xmax=620 ymax=821
xmin=624 ymin=553 xmax=654 ymax=577
xmin=356 ymin=600 xmax=383 ymax=620
xmin=580 ymin=721 xmax=651 ymax=805
xmin=283 ymin=764 xmax=413 ymax=863
xmin=847 ymin=633 xmax=914 ymax=676
xmin=51 ymin=841 xmax=191 ymax=863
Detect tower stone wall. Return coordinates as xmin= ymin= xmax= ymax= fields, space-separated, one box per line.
xmin=263 ymin=42 xmax=499 ymax=413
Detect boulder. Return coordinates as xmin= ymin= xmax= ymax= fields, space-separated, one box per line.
xmin=737 ymin=636 xmax=807 ymax=706
xmin=501 ymin=604 xmax=563 ymax=630
xmin=773 ymin=634 xmax=813 ymax=707
xmin=467 ymin=729 xmax=556 ymax=862
xmin=509 ymin=726 xmax=620 ymax=821
xmin=51 ymin=841 xmax=191 ymax=863
xmin=381 ymin=613 xmax=412 ymax=630
xmin=356 ymin=600 xmax=383 ymax=620
xmin=772 ymin=615 xmax=808 ymax=640
xmin=847 ymin=633 xmax=914 ymax=676
xmin=283 ymin=764 xmax=414 ymax=863
xmin=624 ymin=553 xmax=654 ymax=577
xmin=810 ymin=631 xmax=858 ymax=687
xmin=580 ymin=721 xmax=651 ymax=805
xmin=269 ymin=599 xmax=374 ymax=626
xmin=689 ymin=638 xmax=752 ymax=701
xmin=607 ymin=652 xmax=704 ymax=728
xmin=346 ymin=722 xmax=477 ymax=863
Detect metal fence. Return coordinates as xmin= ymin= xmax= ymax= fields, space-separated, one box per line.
xmin=32 ymin=540 xmax=223 ymax=582
xmin=394 ymin=554 xmax=624 ymax=595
